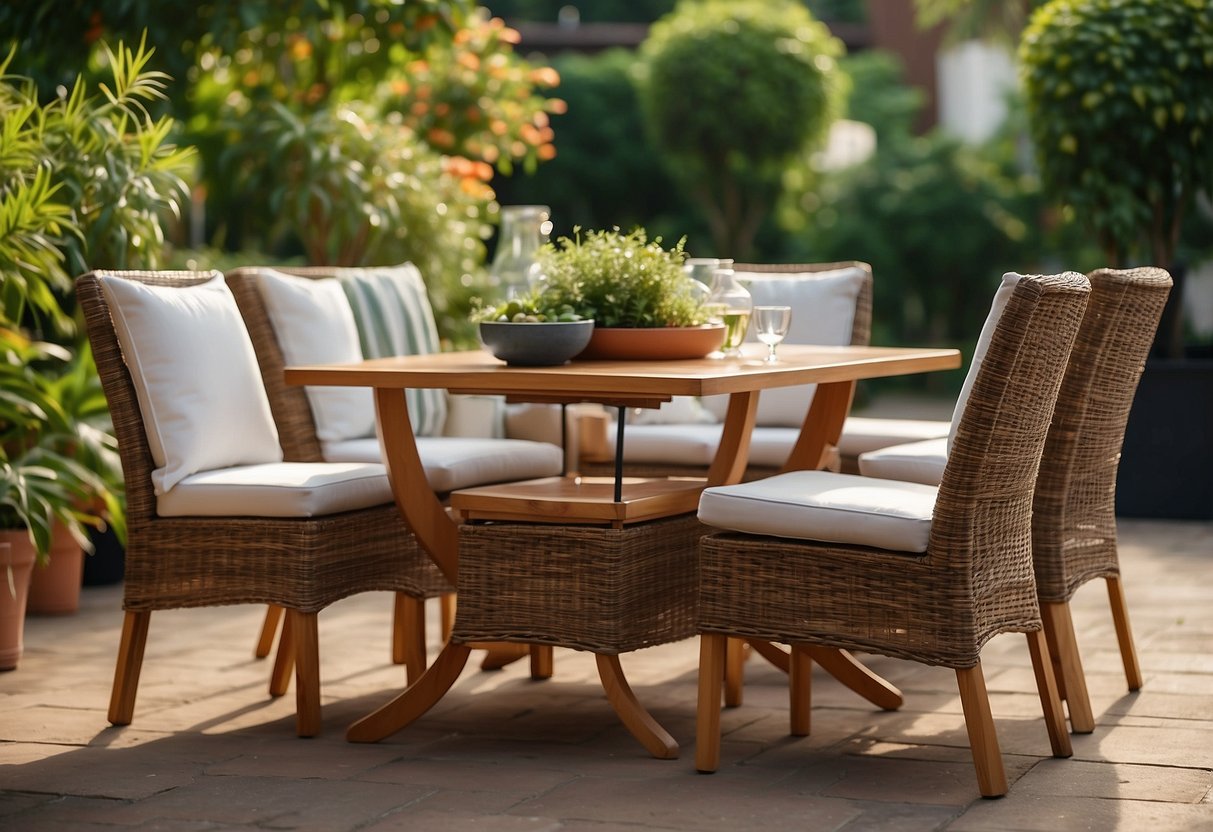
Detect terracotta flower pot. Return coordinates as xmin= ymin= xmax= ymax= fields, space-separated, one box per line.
xmin=0 ymin=537 xmax=35 ymax=671
xmin=26 ymin=524 xmax=85 ymax=615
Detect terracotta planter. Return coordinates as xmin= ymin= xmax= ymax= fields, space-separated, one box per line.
xmin=0 ymin=536 xmax=35 ymax=670
xmin=577 ymin=324 xmax=726 ymax=360
xmin=26 ymin=524 xmax=84 ymax=616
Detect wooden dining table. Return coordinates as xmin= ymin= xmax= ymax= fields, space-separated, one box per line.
xmin=286 ymin=343 xmax=961 ymax=748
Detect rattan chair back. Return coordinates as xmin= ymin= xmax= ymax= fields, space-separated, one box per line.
xmin=1032 ymin=267 xmax=1173 ymax=602
xmin=930 ymin=272 xmax=1092 ymax=658
xmin=77 ymin=270 xmax=221 ymax=528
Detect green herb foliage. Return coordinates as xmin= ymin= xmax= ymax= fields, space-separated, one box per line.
xmin=538 ymin=227 xmax=703 ymax=328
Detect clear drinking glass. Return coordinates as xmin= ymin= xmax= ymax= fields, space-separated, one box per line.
xmin=753 ymin=305 xmax=792 ymax=362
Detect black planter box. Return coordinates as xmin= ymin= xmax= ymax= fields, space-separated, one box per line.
xmin=1116 ymin=358 xmax=1213 ymax=520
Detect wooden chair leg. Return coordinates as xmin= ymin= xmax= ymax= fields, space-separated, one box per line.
xmin=270 ymin=612 xmax=295 ymax=697
xmin=255 ymin=605 xmax=283 ymax=658
xmin=789 ymin=643 xmax=812 ymax=736
xmin=530 ymin=645 xmax=554 ymax=680
xmin=108 ymin=610 xmax=150 ymax=726
xmin=1106 ymin=575 xmax=1143 ymax=691
xmin=1026 ymin=630 xmax=1073 ymax=757
xmin=291 ymin=610 xmax=321 ymax=737
xmin=1041 ymin=601 xmax=1095 ymax=733
xmin=395 ymin=594 xmax=427 ymax=684
xmin=696 ymin=633 xmax=727 ymax=773
xmin=440 ymin=593 xmax=456 ymax=642
xmin=955 ymin=662 xmax=1008 ymax=798
xmin=1041 ymin=606 xmax=1068 ymax=702
xmin=724 ymin=637 xmax=746 ymax=707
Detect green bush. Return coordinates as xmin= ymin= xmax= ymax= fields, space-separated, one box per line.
xmin=637 ymin=0 xmax=844 ymax=258
xmin=492 ymin=49 xmax=702 ymax=249
xmin=1020 ymin=0 xmax=1213 ymax=355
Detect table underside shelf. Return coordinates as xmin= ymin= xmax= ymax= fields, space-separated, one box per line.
xmin=450 ymin=475 xmax=708 ymax=527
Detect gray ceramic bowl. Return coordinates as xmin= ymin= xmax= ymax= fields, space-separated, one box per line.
xmin=478 ymin=319 xmax=595 ymax=366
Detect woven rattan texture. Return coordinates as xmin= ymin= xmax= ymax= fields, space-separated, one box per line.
xmin=76 ymin=271 xmax=450 ymax=614
xmin=453 ymin=514 xmax=704 ymax=654
xmin=579 ymin=261 xmax=873 ymax=481
xmin=1032 ymin=267 xmax=1172 ymax=602
xmin=699 ymin=272 xmax=1091 ymax=669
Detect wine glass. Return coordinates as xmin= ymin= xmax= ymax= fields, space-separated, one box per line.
xmin=753 ymin=305 xmax=792 ymax=362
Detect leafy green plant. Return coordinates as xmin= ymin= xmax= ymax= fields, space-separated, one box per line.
xmin=221 ymin=101 xmax=493 ymax=346
xmin=637 ymin=0 xmax=844 ymax=258
xmin=0 ymin=36 xmax=185 ymax=563
xmin=538 ymin=227 xmax=704 ymax=328
xmin=0 ymin=37 xmax=194 ymax=336
xmin=1019 ymin=0 xmax=1213 ymax=357
xmin=0 ymin=329 xmax=120 ymax=563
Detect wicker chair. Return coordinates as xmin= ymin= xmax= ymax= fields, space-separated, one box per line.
xmin=694 ymin=272 xmax=1090 ymax=797
xmin=78 ymin=270 xmax=450 ymax=737
xmin=226 ymin=266 xmax=558 ymax=677
xmin=1032 ymin=267 xmax=1173 ymax=733
xmin=858 ymin=267 xmax=1174 ymax=733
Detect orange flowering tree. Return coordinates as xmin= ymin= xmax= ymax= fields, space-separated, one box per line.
xmin=377 ymin=13 xmax=564 ymax=179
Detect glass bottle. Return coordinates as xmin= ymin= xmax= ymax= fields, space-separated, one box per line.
xmin=488 ymin=205 xmax=552 ymax=299
xmin=706 ymin=266 xmax=752 ymax=358
xmin=684 ymin=257 xmax=733 ymax=304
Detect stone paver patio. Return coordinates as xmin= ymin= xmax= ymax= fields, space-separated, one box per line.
xmin=2 ymin=518 xmax=1211 ymax=831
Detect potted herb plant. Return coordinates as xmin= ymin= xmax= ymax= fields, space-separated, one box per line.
xmin=536 ymin=227 xmax=722 ymax=359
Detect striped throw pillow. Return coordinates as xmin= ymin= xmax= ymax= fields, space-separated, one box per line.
xmin=339 ymin=265 xmax=448 ymax=437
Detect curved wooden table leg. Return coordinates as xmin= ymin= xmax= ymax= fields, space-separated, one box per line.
xmin=347 ymin=642 xmax=472 ymax=743
xmin=745 ymin=639 xmax=901 ymax=710
xmin=595 ymin=654 xmax=679 ymax=760
xmin=807 ymin=646 xmax=903 ymax=710
xmin=479 ymin=642 xmax=532 ymax=670
xmin=747 ymin=638 xmax=791 ymax=673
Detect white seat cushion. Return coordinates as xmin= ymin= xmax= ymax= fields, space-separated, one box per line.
xmin=605 ymin=423 xmax=803 ymax=469
xmin=156 ymin=462 xmax=392 ymax=517
xmin=698 ymin=470 xmax=937 ymax=553
xmin=99 ymin=273 xmax=283 ymax=495
xmin=255 ymin=268 xmax=376 ymax=442
xmin=321 ymin=436 xmax=563 ymax=493
xmin=837 ymin=416 xmax=951 ymax=458
xmin=857 ymin=437 xmax=948 ymax=486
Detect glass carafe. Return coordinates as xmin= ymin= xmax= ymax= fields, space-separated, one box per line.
xmin=684 ymin=257 xmax=733 ymax=303
xmin=706 ymin=266 xmax=752 ymax=358
xmin=489 ymin=205 xmax=552 ymax=299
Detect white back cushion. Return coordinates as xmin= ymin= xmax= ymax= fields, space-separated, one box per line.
xmin=857 ymin=437 xmax=948 ymax=486
xmin=947 ymin=272 xmax=1023 ymax=454
xmin=702 ymin=266 xmax=867 ymax=426
xmin=256 ymin=268 xmax=376 ymax=443
xmin=99 ymin=273 xmax=283 ymax=495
